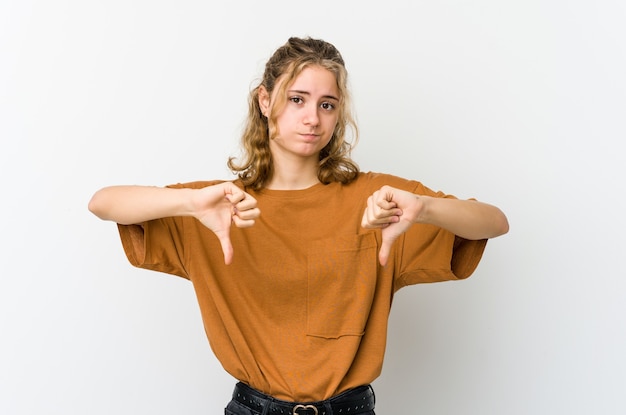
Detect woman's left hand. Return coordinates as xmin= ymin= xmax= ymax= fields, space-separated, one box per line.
xmin=361 ymin=185 xmax=424 ymax=266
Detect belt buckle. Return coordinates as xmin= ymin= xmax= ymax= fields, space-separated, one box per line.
xmin=292 ymin=404 xmax=318 ymax=415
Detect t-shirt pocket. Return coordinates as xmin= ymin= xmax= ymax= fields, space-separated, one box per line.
xmin=306 ymin=232 xmax=378 ymax=339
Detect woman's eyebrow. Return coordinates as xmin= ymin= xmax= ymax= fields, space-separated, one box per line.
xmin=288 ymin=89 xmax=339 ymax=101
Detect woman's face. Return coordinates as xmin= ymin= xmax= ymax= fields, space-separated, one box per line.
xmin=261 ymin=65 xmax=340 ymax=163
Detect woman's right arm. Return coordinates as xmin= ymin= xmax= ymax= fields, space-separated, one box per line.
xmin=88 ymin=183 xmax=260 ymax=264
xmin=88 ymin=185 xmax=197 ymax=225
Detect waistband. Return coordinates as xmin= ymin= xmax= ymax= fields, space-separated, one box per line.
xmin=231 ymin=382 xmax=375 ymax=415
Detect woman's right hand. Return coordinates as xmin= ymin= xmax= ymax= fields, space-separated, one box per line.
xmin=191 ymin=182 xmax=260 ymax=265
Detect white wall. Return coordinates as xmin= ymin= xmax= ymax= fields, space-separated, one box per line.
xmin=1 ymin=1 xmax=624 ymax=414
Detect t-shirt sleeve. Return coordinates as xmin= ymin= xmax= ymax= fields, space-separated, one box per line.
xmin=394 ymin=227 xmax=487 ymax=290
xmin=115 ymin=181 xmax=222 ymax=280
xmin=117 ymin=216 xmax=189 ymax=280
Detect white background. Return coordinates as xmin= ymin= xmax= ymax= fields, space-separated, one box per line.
xmin=1 ymin=1 xmax=625 ymax=414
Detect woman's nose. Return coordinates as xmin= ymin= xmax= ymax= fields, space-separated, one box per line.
xmin=303 ymin=104 xmax=319 ymax=126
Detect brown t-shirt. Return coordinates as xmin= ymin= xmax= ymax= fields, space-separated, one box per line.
xmin=117 ymin=172 xmax=487 ymax=401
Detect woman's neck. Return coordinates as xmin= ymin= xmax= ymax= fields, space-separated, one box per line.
xmin=266 ymin=157 xmax=320 ymax=190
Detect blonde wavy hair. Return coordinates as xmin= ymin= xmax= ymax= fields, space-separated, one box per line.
xmin=228 ymin=37 xmax=359 ymax=190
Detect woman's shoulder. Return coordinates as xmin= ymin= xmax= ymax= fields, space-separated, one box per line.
xmin=349 ymin=171 xmax=424 ymax=191
xmin=165 ymin=179 xmax=230 ymax=190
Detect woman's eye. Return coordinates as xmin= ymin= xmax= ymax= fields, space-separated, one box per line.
xmin=321 ymin=102 xmax=335 ymax=111
xmin=290 ymin=96 xmax=303 ymax=104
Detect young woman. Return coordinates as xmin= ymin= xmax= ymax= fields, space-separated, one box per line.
xmin=89 ymin=36 xmax=508 ymax=415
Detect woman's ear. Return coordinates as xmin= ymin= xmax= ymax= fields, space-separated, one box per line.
xmin=258 ymin=86 xmax=270 ymax=117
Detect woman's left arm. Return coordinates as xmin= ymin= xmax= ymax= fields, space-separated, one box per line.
xmin=417 ymin=195 xmax=509 ymax=240
xmin=362 ymin=185 xmax=509 ymax=265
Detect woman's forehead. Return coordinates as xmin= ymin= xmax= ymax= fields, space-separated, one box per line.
xmin=285 ymin=66 xmax=339 ymax=96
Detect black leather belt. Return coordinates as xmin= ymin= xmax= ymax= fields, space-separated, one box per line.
xmin=231 ymin=382 xmax=375 ymax=415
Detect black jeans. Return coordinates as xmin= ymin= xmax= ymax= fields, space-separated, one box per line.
xmin=224 ymin=382 xmax=376 ymax=415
